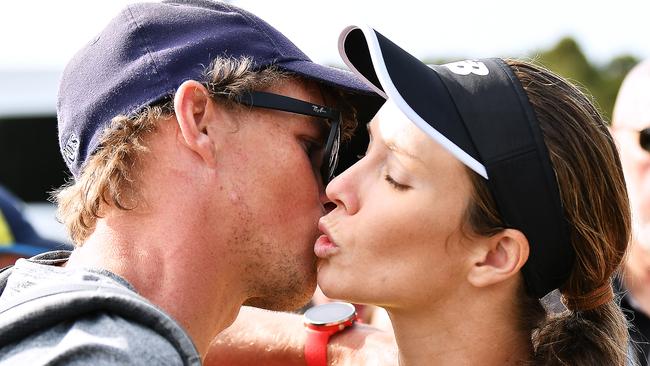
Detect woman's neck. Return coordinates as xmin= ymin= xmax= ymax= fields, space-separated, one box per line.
xmin=387 ymin=294 xmax=532 ymax=366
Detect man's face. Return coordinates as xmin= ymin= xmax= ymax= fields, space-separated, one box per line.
xmin=613 ymin=85 xmax=650 ymax=249
xmin=615 ymin=116 xmax=650 ymax=238
xmin=209 ymin=79 xmax=331 ymax=310
xmin=612 ymin=68 xmax=650 ymax=278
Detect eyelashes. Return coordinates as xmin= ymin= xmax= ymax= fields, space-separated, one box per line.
xmin=385 ymin=174 xmax=410 ymax=191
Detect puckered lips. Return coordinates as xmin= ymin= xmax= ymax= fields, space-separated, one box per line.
xmin=315 ymin=220 xmax=340 ymax=259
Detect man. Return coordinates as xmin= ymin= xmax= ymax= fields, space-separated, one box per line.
xmin=0 ymin=185 xmax=70 ymax=267
xmin=611 ymin=59 xmax=650 ymax=365
xmin=0 ymin=0 xmax=376 ymax=363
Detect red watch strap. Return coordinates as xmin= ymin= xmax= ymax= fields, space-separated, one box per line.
xmin=305 ymin=328 xmax=335 ymax=366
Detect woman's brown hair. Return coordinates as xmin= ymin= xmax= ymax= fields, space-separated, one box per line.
xmin=465 ymin=60 xmax=632 ymax=365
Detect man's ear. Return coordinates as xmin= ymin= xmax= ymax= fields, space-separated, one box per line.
xmin=174 ymin=80 xmax=218 ymax=167
xmin=467 ymin=228 xmax=530 ymax=288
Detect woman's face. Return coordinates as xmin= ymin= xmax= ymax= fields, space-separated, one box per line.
xmin=316 ymin=101 xmax=475 ymax=310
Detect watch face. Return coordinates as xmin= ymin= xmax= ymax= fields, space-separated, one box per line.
xmin=304 ymin=301 xmax=357 ymax=326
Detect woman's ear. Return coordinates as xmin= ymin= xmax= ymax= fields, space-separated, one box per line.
xmin=173 ymin=80 xmax=218 ymax=166
xmin=467 ymin=228 xmax=530 ymax=288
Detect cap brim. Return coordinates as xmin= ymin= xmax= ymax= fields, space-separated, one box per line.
xmin=280 ymin=60 xmax=375 ymax=95
xmin=337 ymin=25 xmax=487 ymax=178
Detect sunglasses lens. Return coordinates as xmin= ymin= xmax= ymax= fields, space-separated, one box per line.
xmin=641 ymin=129 xmax=650 ymax=151
xmin=321 ymin=120 xmax=341 ymax=185
xmin=328 ymin=127 xmax=341 ymax=179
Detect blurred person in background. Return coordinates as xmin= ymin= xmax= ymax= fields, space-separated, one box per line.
xmin=611 ymin=59 xmax=650 ymax=365
xmin=0 ymin=185 xmax=70 ymax=268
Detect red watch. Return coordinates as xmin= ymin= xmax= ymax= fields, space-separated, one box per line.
xmin=303 ymin=302 xmax=357 ymax=366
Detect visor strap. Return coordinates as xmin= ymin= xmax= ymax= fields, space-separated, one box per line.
xmin=435 ymin=58 xmax=573 ymax=298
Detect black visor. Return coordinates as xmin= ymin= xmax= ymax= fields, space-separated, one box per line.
xmin=338 ymin=25 xmax=573 ymax=298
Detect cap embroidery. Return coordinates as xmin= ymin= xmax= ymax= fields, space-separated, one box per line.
xmin=63 ymin=133 xmax=80 ymax=165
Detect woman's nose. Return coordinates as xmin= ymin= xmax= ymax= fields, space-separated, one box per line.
xmin=325 ymin=161 xmax=362 ymax=215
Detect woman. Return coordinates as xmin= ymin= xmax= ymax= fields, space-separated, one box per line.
xmin=207 ymin=26 xmax=632 ymax=366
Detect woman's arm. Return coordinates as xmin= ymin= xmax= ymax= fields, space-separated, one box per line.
xmin=204 ymin=306 xmax=398 ymax=366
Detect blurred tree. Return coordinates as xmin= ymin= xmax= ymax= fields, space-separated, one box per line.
xmin=599 ymin=55 xmax=641 ymax=118
xmin=532 ymin=37 xmax=639 ymax=122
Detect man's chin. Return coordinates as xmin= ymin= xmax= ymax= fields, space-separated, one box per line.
xmin=243 ymin=290 xmax=313 ymax=312
xmin=244 ymin=274 xmax=316 ymax=311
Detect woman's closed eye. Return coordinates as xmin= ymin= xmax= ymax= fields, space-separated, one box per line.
xmin=385 ymin=174 xmax=410 ymax=191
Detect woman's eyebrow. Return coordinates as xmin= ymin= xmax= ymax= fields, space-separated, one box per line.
xmin=384 ymin=141 xmax=423 ymax=164
xmin=368 ymin=122 xmax=422 ymax=163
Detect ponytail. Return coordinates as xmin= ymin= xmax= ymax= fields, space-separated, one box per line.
xmin=532 ymin=286 xmax=631 ymax=365
xmin=516 ymin=60 xmax=632 ymax=365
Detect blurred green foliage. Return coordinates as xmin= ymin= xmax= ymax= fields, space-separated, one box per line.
xmin=532 ymin=37 xmax=639 ymax=122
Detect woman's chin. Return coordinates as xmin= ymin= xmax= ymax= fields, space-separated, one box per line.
xmin=316 ymin=268 xmax=345 ymax=297
xmin=317 ymin=267 xmax=369 ymax=304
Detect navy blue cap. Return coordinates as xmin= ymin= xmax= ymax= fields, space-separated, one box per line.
xmin=339 ymin=25 xmax=573 ymax=298
xmin=57 ymin=0 xmax=374 ymax=178
xmin=0 ymin=186 xmax=71 ymax=257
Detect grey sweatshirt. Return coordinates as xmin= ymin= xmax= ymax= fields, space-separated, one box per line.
xmin=0 ymin=252 xmax=201 ymax=365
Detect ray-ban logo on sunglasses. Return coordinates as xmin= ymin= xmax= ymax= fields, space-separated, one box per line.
xmin=312 ymin=105 xmax=327 ymax=114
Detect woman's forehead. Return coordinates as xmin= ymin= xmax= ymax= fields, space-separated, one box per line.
xmin=372 ymin=101 xmax=442 ymax=164
xmin=371 ymin=100 xmax=470 ymax=189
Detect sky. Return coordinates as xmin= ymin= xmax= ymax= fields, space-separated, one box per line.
xmin=1 ymin=0 xmax=648 ymax=71
xmin=0 ymin=0 xmax=648 ymax=115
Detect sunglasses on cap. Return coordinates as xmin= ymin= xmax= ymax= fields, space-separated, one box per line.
xmin=236 ymin=91 xmax=342 ymax=185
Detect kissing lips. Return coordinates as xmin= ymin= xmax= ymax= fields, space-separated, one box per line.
xmin=314 ymin=234 xmax=339 ymax=258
